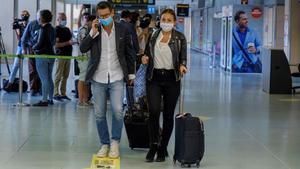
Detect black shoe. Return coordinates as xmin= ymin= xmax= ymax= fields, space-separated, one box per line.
xmin=146 ymin=144 xmax=158 ymax=162
xmin=30 ymin=91 xmax=39 ymax=96
xmin=33 ymin=101 xmax=48 ymax=107
xmin=61 ymin=95 xmax=71 ymax=101
xmin=48 ymin=100 xmax=54 ymax=105
xmin=156 ymin=146 xmax=166 ymax=162
xmin=165 ymin=149 xmax=169 ymax=157
xmin=53 ymin=95 xmax=62 ymax=101
xmin=4 ymin=83 xmax=13 ymax=91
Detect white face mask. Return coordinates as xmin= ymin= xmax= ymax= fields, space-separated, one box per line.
xmin=160 ymin=22 xmax=173 ymax=32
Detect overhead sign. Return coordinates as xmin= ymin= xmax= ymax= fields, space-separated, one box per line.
xmin=110 ymin=0 xmax=155 ymax=5
xmin=177 ymin=4 xmax=189 ymax=17
xmin=147 ymin=6 xmax=155 ymax=14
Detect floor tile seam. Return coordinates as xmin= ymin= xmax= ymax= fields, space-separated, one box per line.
xmin=3 ymin=134 xmax=33 ymax=166
xmin=239 ymin=125 xmax=292 ymax=169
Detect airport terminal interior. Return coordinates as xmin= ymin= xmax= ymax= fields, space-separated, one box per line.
xmin=0 ymin=0 xmax=300 ymax=169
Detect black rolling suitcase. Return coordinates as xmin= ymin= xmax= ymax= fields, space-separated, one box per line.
xmin=124 ymin=85 xmax=150 ymax=149
xmin=173 ymin=79 xmax=205 ymax=168
xmin=2 ymin=57 xmax=28 ymax=92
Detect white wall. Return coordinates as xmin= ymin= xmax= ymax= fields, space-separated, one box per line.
xmin=39 ymin=0 xmax=52 ymax=10
xmin=0 ymin=0 xmax=15 ymax=54
xmin=18 ymin=0 xmax=38 ymax=22
xmin=57 ymin=0 xmax=65 ymax=13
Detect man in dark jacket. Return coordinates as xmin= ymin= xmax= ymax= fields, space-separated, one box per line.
xmin=119 ymin=10 xmax=139 ymax=55
xmin=80 ymin=1 xmax=135 ymax=159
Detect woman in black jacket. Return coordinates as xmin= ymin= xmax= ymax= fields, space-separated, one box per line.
xmin=32 ymin=10 xmax=56 ymax=106
xmin=142 ymin=9 xmax=188 ymax=162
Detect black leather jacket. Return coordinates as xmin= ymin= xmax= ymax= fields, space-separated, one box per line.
xmin=144 ymin=28 xmax=187 ymax=81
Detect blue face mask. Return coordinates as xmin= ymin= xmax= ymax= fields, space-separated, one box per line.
xmin=60 ymin=20 xmax=67 ymax=27
xmin=99 ymin=16 xmax=113 ymax=26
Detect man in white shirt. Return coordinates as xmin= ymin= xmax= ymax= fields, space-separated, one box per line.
xmin=80 ymin=1 xmax=135 ymax=158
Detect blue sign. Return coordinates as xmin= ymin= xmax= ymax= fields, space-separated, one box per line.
xmin=148 ymin=7 xmax=156 ymax=14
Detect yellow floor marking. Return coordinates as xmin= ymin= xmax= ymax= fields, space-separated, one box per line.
xmin=86 ymin=155 xmax=120 ymax=169
xmin=198 ymin=116 xmax=212 ymax=121
xmin=278 ymin=98 xmax=300 ymax=102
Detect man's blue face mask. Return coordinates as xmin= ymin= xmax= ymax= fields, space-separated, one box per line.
xmin=99 ymin=16 xmax=113 ymax=26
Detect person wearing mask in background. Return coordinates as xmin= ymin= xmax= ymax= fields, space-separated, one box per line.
xmin=21 ymin=11 xmax=42 ymax=96
xmin=119 ymin=10 xmax=139 ymax=56
xmin=32 ymin=9 xmax=56 ymax=106
xmin=137 ymin=14 xmax=153 ymax=55
xmin=74 ymin=5 xmax=90 ymax=82
xmin=80 ymin=1 xmax=135 ymax=158
xmin=5 ymin=10 xmax=30 ymax=91
xmin=142 ymin=9 xmax=188 ymax=162
xmin=53 ymin=13 xmax=75 ymax=101
xmin=77 ymin=14 xmax=96 ymax=107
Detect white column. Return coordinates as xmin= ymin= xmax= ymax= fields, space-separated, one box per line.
xmin=0 ymin=0 xmax=15 ymax=54
xmin=284 ymin=0 xmax=300 ymax=72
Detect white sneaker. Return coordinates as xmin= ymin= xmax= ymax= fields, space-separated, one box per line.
xmin=108 ymin=140 xmax=120 ymax=158
xmin=97 ymin=144 xmax=109 ymax=158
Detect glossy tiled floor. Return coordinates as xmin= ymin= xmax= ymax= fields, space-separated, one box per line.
xmin=0 ymin=50 xmax=300 ymax=169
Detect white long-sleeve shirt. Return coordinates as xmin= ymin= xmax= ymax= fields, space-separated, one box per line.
xmin=90 ymin=24 xmax=124 ymax=84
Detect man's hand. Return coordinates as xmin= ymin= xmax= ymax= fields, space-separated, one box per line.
xmin=141 ymin=55 xmax=149 ymax=65
xmin=179 ymin=65 xmax=187 ymax=76
xmin=127 ymin=79 xmax=134 ymax=86
xmin=68 ymin=40 xmax=77 ymax=45
xmin=91 ymin=19 xmax=99 ymax=37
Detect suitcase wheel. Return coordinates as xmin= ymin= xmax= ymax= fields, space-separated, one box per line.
xmin=196 ymin=162 xmax=200 ymax=168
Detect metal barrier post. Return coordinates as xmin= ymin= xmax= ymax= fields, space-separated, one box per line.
xmin=14 ymin=54 xmax=30 ymax=107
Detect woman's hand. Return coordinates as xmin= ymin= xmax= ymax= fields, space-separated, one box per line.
xmin=179 ymin=65 xmax=187 ymax=76
xmin=141 ymin=55 xmax=149 ymax=65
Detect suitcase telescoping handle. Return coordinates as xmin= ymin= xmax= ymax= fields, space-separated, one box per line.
xmin=179 ymin=75 xmax=186 ymax=115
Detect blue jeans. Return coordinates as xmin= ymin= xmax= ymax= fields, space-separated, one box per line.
xmin=36 ymin=59 xmax=55 ymax=101
xmin=92 ymin=80 xmax=124 ymax=145
xmin=8 ymin=46 xmax=22 ymax=83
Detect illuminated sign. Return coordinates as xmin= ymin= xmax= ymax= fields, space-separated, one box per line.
xmin=110 ymin=0 xmax=155 ymax=5
xmin=177 ymin=4 xmax=189 ymax=17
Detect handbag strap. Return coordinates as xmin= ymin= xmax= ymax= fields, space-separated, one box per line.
xmin=232 ymin=32 xmax=253 ymax=64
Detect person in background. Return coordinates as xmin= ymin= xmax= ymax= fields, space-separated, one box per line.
xmin=137 ymin=14 xmax=153 ymax=54
xmin=232 ymin=10 xmax=262 ymax=73
xmin=74 ymin=5 xmax=90 ymax=82
xmin=5 ymin=10 xmax=30 ymax=91
xmin=53 ymin=13 xmax=75 ymax=101
xmin=21 ymin=12 xmax=42 ymax=96
xmin=119 ymin=10 xmax=139 ymax=55
xmin=77 ymin=14 xmax=96 ymax=107
xmin=137 ymin=14 xmax=154 ymax=69
xmin=80 ymin=1 xmax=135 ymax=158
xmin=32 ymin=9 xmax=56 ymax=106
xmin=142 ymin=9 xmax=188 ymax=162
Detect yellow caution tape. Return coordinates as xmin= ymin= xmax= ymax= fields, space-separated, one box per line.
xmin=0 ymin=54 xmax=87 ymax=60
